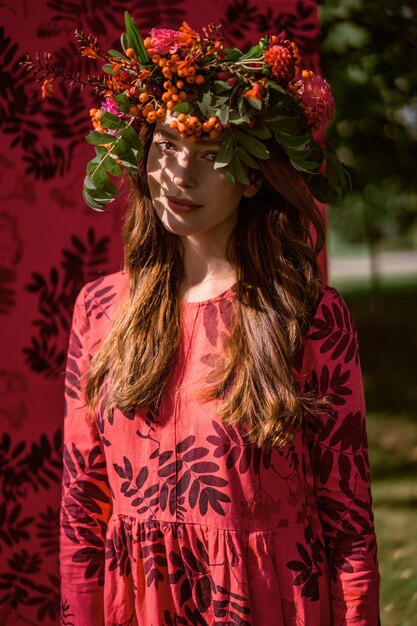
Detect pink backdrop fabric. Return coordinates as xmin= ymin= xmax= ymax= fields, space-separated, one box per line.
xmin=0 ymin=1 xmax=322 ymax=624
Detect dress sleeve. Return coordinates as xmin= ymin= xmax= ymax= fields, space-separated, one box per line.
xmin=60 ymin=285 xmax=112 ymax=626
xmin=301 ymin=287 xmax=380 ymax=625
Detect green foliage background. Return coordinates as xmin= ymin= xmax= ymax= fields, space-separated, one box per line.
xmin=319 ymin=0 xmax=417 ymax=250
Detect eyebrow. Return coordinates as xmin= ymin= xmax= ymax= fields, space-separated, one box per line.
xmin=154 ymin=126 xmax=222 ymax=146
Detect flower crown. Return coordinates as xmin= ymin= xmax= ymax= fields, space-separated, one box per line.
xmin=23 ymin=12 xmax=349 ymax=210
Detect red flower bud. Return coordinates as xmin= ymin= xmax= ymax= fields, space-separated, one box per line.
xmin=227 ymin=77 xmax=238 ymax=86
xmin=216 ymin=71 xmax=228 ymax=80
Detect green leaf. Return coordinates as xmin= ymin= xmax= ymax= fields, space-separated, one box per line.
xmin=264 ymin=115 xmax=300 ymax=133
xmin=85 ymin=131 xmax=116 ymax=145
xmin=246 ymin=96 xmax=262 ymax=111
xmin=249 ymin=124 xmax=272 ymax=140
xmin=102 ymin=64 xmax=115 ymax=75
xmin=100 ymin=111 xmax=125 ymax=131
xmin=276 ymin=132 xmax=311 ymax=149
xmin=223 ymin=48 xmax=243 ymax=61
xmin=124 ymin=11 xmax=148 ymax=64
xmin=214 ymin=135 xmax=234 ymax=169
xmin=233 ymin=154 xmax=250 ymax=185
xmin=109 ymin=49 xmax=127 ymax=59
xmin=88 ymin=153 xmax=122 ymax=177
xmin=172 ymin=102 xmax=192 ymax=114
xmin=120 ymin=33 xmax=129 ymax=54
xmin=214 ymin=80 xmax=232 ymax=94
xmin=289 ymin=158 xmax=321 ymax=172
xmin=225 ymin=164 xmax=235 ymax=185
xmin=234 ymin=131 xmax=270 ymax=160
xmin=218 ymin=106 xmax=229 ymax=125
xmin=82 ymin=185 xmax=108 ymax=211
xmin=115 ymin=93 xmax=131 ymax=114
xmin=237 ymin=145 xmax=260 ymax=169
xmin=197 ymin=89 xmax=213 ymax=117
xmin=122 ymin=123 xmax=143 ymax=156
xmin=241 ymin=44 xmax=262 ymax=60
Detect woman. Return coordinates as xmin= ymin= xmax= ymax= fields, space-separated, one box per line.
xmin=41 ymin=14 xmax=380 ymax=626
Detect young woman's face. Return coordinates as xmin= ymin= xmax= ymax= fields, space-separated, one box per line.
xmin=147 ymin=117 xmax=259 ymax=241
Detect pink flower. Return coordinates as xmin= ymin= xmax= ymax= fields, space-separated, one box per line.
xmin=148 ymin=28 xmax=185 ymax=55
xmin=101 ymin=97 xmax=125 ymax=117
xmin=296 ymin=72 xmax=335 ymax=132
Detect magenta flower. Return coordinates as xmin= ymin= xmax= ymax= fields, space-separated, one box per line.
xmin=296 ymin=73 xmax=335 ymax=133
xmin=101 ymin=97 xmax=126 ymax=118
xmin=148 ymin=28 xmax=184 ymax=55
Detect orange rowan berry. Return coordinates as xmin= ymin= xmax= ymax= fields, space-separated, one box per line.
xmin=143 ymin=37 xmax=152 ymax=49
xmin=186 ymin=76 xmax=195 ymax=84
xmin=171 ymin=94 xmax=179 ymax=102
xmin=179 ymin=91 xmax=187 ymax=101
xmin=171 ymin=54 xmax=180 ymax=62
xmin=90 ymin=107 xmax=97 ymax=117
xmin=95 ymin=110 xmax=103 ymax=119
xmin=163 ymin=81 xmax=172 ymax=90
xmin=158 ymin=57 xmax=167 ymax=67
xmin=170 ymin=120 xmax=179 ymax=129
xmin=129 ymin=106 xmax=139 ymax=116
xmin=162 ymin=67 xmax=173 ymax=79
xmin=176 ymin=80 xmax=184 ymax=89
xmin=125 ymin=48 xmax=135 ymax=58
xmin=167 ymin=100 xmax=175 ymax=110
xmin=147 ymin=111 xmax=157 ymax=123
xmin=177 ymin=114 xmax=187 ymax=123
xmin=187 ymin=135 xmax=198 ymax=143
xmin=187 ymin=66 xmax=196 ymax=76
xmin=162 ymin=92 xmax=171 ymax=103
xmin=139 ymin=92 xmax=149 ymax=103
xmin=152 ymin=54 xmax=161 ymax=63
xmin=202 ymin=122 xmax=211 ymax=132
xmin=167 ymin=60 xmax=177 ymax=70
xmin=195 ymin=74 xmax=205 ymax=85
xmin=209 ymin=129 xmax=219 ymax=139
xmin=207 ymin=116 xmax=217 ymax=127
xmin=177 ymin=69 xmax=187 ymax=77
xmin=156 ymin=108 xmax=165 ymax=118
xmin=178 ymin=122 xmax=187 ymax=133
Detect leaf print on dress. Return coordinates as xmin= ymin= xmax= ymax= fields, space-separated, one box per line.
xmin=203 ymin=302 xmax=218 ymax=347
xmin=286 ymin=526 xmax=325 ymax=602
xmin=309 ymin=297 xmax=359 ymax=365
xmin=62 ymin=442 xmax=110 ymax=585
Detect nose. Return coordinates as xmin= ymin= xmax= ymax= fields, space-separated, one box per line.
xmin=171 ymin=149 xmax=197 ymax=188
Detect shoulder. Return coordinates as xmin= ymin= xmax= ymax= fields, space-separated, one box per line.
xmin=72 ymin=270 xmax=129 ymax=339
xmin=307 ymin=284 xmax=357 ymax=340
xmin=297 ymin=284 xmax=360 ymax=378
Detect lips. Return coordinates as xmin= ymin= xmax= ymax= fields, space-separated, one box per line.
xmin=166 ymin=195 xmax=202 ymax=214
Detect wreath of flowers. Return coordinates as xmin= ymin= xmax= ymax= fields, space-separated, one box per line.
xmin=23 ymin=12 xmax=349 ymax=210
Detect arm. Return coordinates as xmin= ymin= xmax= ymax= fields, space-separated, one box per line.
xmin=60 ymin=285 xmax=112 ymax=626
xmin=302 ymin=287 xmax=380 ymax=625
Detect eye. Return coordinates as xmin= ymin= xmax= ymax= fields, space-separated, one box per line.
xmin=202 ymin=150 xmax=218 ymax=162
xmin=156 ymin=140 xmax=177 ymax=153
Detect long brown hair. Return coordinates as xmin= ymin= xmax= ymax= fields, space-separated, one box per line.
xmin=85 ymin=125 xmax=326 ymax=448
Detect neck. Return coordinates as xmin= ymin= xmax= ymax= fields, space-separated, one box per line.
xmin=178 ymin=234 xmax=237 ymax=301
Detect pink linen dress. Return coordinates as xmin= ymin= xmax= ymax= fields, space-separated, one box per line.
xmin=60 ymin=270 xmax=380 ymax=626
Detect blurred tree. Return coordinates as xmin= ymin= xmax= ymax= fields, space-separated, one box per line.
xmin=319 ymin=0 xmax=417 ymax=260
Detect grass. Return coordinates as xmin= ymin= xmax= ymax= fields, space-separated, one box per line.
xmin=334 ymin=278 xmax=417 ymax=626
